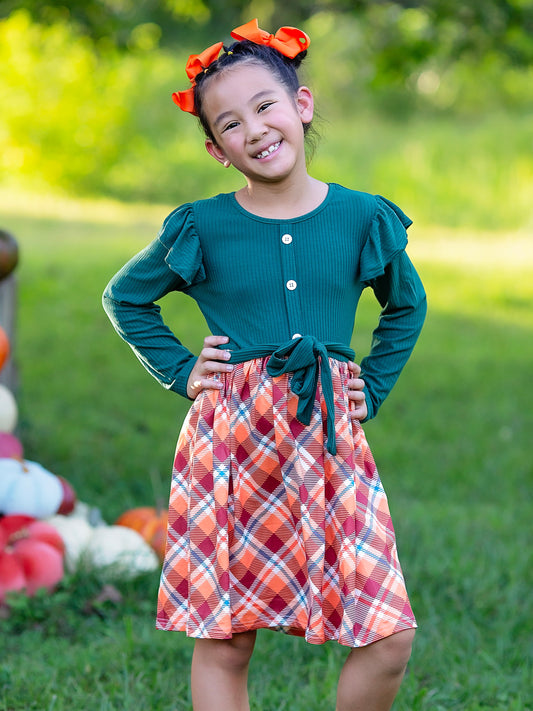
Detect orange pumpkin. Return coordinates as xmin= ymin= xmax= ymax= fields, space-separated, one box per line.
xmin=115 ymin=506 xmax=168 ymax=560
xmin=0 ymin=326 xmax=9 ymax=373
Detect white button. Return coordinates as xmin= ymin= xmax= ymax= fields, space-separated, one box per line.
xmin=281 ymin=234 xmax=293 ymax=244
xmin=292 ymin=333 xmax=302 ymax=339
xmin=286 ymin=280 xmax=297 ymax=290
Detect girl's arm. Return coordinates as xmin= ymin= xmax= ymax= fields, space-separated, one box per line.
xmin=102 ymin=238 xmax=199 ymax=398
xmin=359 ymin=250 xmax=427 ymax=421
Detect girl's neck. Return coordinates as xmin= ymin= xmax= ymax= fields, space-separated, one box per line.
xmin=235 ymin=175 xmax=328 ymax=219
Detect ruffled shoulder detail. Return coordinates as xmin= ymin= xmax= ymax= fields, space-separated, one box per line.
xmin=359 ymin=195 xmax=412 ymax=284
xmin=157 ymin=204 xmax=206 ymax=286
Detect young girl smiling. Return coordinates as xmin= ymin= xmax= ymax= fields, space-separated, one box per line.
xmin=103 ymin=19 xmax=427 ymax=711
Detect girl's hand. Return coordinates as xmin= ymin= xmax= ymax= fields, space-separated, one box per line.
xmin=187 ymin=335 xmax=233 ymax=399
xmin=347 ymin=361 xmax=368 ymax=421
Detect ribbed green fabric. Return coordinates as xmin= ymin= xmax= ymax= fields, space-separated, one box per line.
xmin=103 ymin=183 xmax=426 ymax=424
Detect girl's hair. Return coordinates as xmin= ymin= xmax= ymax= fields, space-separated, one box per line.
xmin=193 ymin=40 xmax=312 ymax=146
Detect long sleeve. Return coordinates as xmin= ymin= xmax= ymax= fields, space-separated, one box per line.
xmin=360 ymin=250 xmax=427 ymax=420
xmin=102 ymin=205 xmax=205 ymax=398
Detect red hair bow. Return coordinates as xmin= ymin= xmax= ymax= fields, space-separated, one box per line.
xmin=172 ymin=19 xmax=310 ymax=115
xmin=230 ymin=19 xmax=310 ymax=58
xmin=172 ymin=41 xmax=224 ymax=115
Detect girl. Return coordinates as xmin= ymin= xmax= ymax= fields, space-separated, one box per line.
xmin=103 ymin=19 xmax=426 ymax=711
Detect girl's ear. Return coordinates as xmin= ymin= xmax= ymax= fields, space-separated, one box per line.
xmin=205 ymin=139 xmax=228 ymax=166
xmin=296 ymin=86 xmax=314 ymax=124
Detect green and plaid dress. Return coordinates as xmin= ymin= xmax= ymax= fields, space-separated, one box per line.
xmin=103 ymin=184 xmax=426 ymax=647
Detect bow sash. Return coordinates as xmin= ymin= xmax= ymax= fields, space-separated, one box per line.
xmin=227 ymin=336 xmax=354 ymax=456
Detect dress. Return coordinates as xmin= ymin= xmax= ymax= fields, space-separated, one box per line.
xmin=103 ymin=184 xmax=427 ymax=647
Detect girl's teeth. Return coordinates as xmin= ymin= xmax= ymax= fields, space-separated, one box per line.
xmin=256 ymin=142 xmax=280 ymax=159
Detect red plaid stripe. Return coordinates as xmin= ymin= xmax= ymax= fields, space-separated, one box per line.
xmin=156 ymin=358 xmax=416 ymax=647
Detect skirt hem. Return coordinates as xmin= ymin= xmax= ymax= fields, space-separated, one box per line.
xmin=155 ymin=615 xmax=417 ymax=649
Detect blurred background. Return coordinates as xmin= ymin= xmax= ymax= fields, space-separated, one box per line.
xmin=1 ymin=0 xmax=532 ymax=225
xmin=1 ymin=2 xmax=532 ymax=710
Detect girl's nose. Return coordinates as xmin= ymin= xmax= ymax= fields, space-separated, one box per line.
xmin=246 ymin=118 xmax=268 ymax=143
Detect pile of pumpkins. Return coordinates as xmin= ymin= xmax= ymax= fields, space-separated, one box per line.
xmin=0 ymin=322 xmax=169 ymax=606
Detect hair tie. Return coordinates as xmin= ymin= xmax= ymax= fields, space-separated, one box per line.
xmin=172 ymin=19 xmax=310 ymax=115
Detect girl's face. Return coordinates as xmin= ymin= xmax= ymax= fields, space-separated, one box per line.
xmin=201 ymin=63 xmax=314 ymax=188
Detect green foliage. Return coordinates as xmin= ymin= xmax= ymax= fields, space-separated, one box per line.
xmin=2 ymin=0 xmax=533 ymax=68
xmin=1 ymin=11 xmax=533 ymax=229
xmin=0 ymin=11 xmax=177 ymax=195
xmin=0 ymin=0 xmax=213 ymax=46
xmin=304 ymin=8 xmax=533 ymax=113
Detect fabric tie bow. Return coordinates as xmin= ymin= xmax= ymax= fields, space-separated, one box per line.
xmin=266 ymin=336 xmax=354 ymax=456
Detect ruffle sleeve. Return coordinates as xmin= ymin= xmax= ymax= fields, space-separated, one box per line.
xmin=158 ymin=204 xmax=206 ymax=287
xmin=359 ymin=196 xmax=412 ymax=285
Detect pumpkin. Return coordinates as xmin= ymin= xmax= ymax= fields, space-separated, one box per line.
xmin=0 ymin=458 xmax=76 ymax=518
xmin=0 ymin=514 xmax=64 ymax=603
xmin=0 ymin=432 xmax=23 ymax=459
xmin=56 ymin=476 xmax=76 ymax=515
xmin=46 ymin=514 xmax=94 ymax=572
xmin=115 ymin=506 xmax=168 ymax=560
xmin=83 ymin=525 xmax=159 ymax=579
xmin=0 ymin=385 xmax=17 ymax=433
xmin=0 ymin=229 xmax=19 ymax=281
xmin=0 ymin=327 xmax=9 ymax=373
xmin=47 ymin=508 xmax=159 ymax=579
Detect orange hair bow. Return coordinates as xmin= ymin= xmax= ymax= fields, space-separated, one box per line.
xmin=230 ymin=19 xmax=310 ymax=58
xmin=172 ymin=41 xmax=224 ymax=114
xmin=172 ymin=19 xmax=310 ymax=115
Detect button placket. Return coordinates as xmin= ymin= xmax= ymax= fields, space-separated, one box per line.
xmin=279 ymin=228 xmax=302 ymax=337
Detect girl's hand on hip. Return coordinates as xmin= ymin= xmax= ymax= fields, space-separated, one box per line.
xmin=347 ymin=361 xmax=368 ymax=421
xmin=187 ymin=335 xmax=233 ymax=399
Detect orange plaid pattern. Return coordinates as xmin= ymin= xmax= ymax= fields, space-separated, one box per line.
xmin=156 ymin=358 xmax=416 ymax=647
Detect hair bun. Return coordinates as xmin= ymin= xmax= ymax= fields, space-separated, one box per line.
xmin=289 ymin=49 xmax=307 ymax=70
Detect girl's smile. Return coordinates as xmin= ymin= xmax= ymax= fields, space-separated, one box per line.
xmin=253 ymin=140 xmax=282 ymax=160
xmin=201 ymin=64 xmax=314 ymax=188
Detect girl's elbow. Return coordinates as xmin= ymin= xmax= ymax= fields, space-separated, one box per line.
xmin=417 ymin=292 xmax=428 ymax=321
xmin=102 ymin=286 xmax=117 ymax=317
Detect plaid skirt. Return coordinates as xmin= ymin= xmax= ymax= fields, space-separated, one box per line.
xmin=156 ymin=358 xmax=416 ymax=647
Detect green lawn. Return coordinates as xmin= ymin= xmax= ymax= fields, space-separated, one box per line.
xmin=0 ymin=191 xmax=531 ymax=710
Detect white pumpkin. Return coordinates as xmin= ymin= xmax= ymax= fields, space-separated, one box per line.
xmin=0 ymin=385 xmax=17 ymax=432
xmin=0 ymin=458 xmax=63 ymax=517
xmin=46 ymin=514 xmax=94 ymax=572
xmin=47 ymin=508 xmax=159 ymax=579
xmin=83 ymin=526 xmax=159 ymax=579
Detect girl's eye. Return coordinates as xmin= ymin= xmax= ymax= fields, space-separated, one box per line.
xmin=258 ymin=102 xmax=274 ymax=113
xmin=222 ymin=121 xmax=239 ymax=133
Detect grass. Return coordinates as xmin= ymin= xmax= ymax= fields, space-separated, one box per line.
xmin=0 ymin=190 xmax=531 ymax=710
